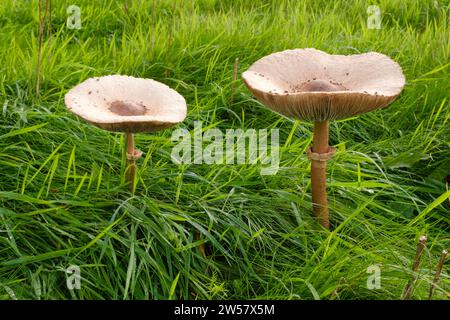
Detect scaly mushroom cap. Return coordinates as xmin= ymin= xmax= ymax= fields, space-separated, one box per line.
xmin=242 ymin=48 xmax=405 ymax=121
xmin=65 ymin=75 xmax=187 ymax=133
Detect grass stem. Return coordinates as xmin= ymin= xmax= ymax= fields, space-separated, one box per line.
xmin=231 ymin=57 xmax=239 ymax=105
xmin=428 ymin=249 xmax=448 ymax=299
xmin=403 ymin=235 xmax=427 ymax=299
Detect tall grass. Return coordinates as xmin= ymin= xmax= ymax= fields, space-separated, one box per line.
xmin=35 ymin=0 xmax=52 ymax=95
xmin=0 ymin=0 xmax=449 ymax=299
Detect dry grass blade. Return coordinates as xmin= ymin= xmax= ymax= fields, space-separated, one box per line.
xmin=230 ymin=57 xmax=239 ymax=105
xmin=36 ymin=0 xmax=51 ymax=95
xmin=403 ymin=235 xmax=427 ymax=300
xmin=428 ymin=249 xmax=448 ymax=300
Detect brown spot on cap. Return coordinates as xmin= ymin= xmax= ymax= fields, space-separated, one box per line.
xmin=293 ymin=79 xmax=347 ymax=92
xmin=109 ymin=101 xmax=147 ymax=116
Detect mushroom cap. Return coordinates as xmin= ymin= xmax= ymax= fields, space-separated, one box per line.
xmin=242 ymin=48 xmax=405 ymax=121
xmin=65 ymin=75 xmax=187 ymax=133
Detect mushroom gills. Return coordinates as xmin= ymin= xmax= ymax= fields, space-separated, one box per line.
xmin=109 ymin=100 xmax=147 ymax=116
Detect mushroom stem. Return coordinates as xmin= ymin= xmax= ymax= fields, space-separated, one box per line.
xmin=311 ymin=121 xmax=330 ymax=229
xmin=125 ymin=133 xmax=137 ymax=190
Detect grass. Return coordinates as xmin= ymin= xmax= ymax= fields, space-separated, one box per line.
xmin=0 ymin=0 xmax=449 ymax=300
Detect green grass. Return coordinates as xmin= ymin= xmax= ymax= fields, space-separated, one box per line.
xmin=0 ymin=0 xmax=449 ymax=300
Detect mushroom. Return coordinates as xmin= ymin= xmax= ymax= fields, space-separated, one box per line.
xmin=242 ymin=48 xmax=405 ymax=229
xmin=65 ymin=75 xmax=187 ymax=190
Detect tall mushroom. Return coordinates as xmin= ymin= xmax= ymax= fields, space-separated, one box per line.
xmin=242 ymin=48 xmax=405 ymax=229
xmin=65 ymin=75 xmax=187 ymax=191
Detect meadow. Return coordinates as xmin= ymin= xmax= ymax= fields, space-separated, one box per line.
xmin=0 ymin=0 xmax=449 ymax=299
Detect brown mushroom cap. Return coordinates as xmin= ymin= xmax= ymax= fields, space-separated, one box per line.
xmin=65 ymin=75 xmax=187 ymax=133
xmin=242 ymin=48 xmax=405 ymax=121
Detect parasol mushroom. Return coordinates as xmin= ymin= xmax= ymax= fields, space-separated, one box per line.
xmin=242 ymin=48 xmax=405 ymax=229
xmin=65 ymin=75 xmax=187 ymax=191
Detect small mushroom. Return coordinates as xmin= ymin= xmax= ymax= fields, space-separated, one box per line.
xmin=242 ymin=48 xmax=405 ymax=228
xmin=65 ymin=75 xmax=187 ymax=191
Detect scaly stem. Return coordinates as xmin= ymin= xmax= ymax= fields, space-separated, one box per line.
xmin=126 ymin=133 xmax=136 ymax=191
xmin=311 ymin=121 xmax=330 ymax=229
